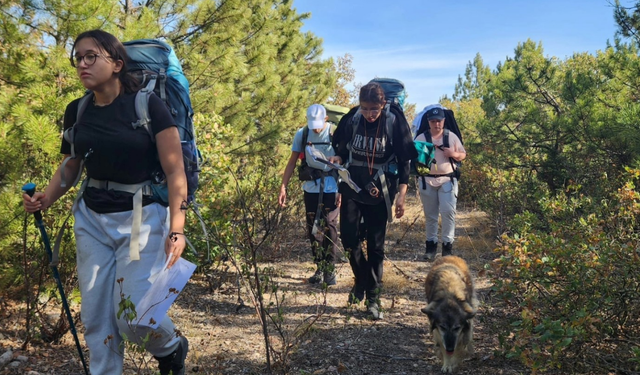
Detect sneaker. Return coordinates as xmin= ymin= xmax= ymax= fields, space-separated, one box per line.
xmin=155 ymin=336 xmax=189 ymax=375
xmin=308 ymin=269 xmax=323 ymax=284
xmin=323 ymin=272 xmax=336 ymax=286
xmin=367 ymin=302 xmax=384 ymax=320
xmin=347 ymin=284 xmax=365 ymax=305
xmin=423 ymin=240 xmax=438 ymax=261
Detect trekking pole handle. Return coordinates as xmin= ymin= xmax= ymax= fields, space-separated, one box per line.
xmin=22 ymin=182 xmax=43 ymax=221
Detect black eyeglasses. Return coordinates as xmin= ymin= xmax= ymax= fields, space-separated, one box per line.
xmin=360 ymin=108 xmax=383 ymax=115
xmin=71 ymin=53 xmax=111 ymax=68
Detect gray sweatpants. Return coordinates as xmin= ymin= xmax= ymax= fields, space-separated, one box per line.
xmin=418 ymin=179 xmax=458 ymax=244
xmin=74 ymin=199 xmax=180 ymax=375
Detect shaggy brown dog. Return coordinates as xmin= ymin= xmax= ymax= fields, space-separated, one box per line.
xmin=421 ymin=256 xmax=477 ymax=373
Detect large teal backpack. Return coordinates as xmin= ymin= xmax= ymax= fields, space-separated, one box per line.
xmin=369 ymin=77 xmax=407 ymax=110
xmin=123 ymin=39 xmax=201 ymax=204
xmin=57 ymin=39 xmax=207 ymax=263
xmin=62 ymin=39 xmax=202 ymax=205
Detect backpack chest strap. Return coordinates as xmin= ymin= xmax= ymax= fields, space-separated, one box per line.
xmin=346 ymin=155 xmax=396 ymax=171
xmin=87 ymin=178 xmax=153 ymax=261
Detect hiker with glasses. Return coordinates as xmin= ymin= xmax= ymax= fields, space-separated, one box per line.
xmin=22 ymin=30 xmax=189 ymax=375
xmin=414 ymin=106 xmax=466 ymax=260
xmin=279 ymin=104 xmax=340 ymax=286
xmin=328 ymin=83 xmax=417 ymax=320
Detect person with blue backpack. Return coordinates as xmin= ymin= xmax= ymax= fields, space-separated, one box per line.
xmin=413 ymin=105 xmax=466 ymax=260
xmin=278 ymin=104 xmax=339 ymax=286
xmin=22 ymin=30 xmax=189 ymax=375
xmin=328 ymin=82 xmax=417 ymax=320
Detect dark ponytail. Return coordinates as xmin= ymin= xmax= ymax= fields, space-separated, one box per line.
xmin=71 ymin=30 xmax=140 ymax=93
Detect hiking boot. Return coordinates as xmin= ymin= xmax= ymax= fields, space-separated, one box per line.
xmin=323 ymin=271 xmax=336 ymax=286
xmin=423 ymin=240 xmax=438 ymax=261
xmin=347 ymin=284 xmax=365 ymax=305
xmin=367 ymin=302 xmax=384 ymax=320
xmin=308 ymin=268 xmax=323 ymax=284
xmin=442 ymin=242 xmax=453 ymax=257
xmin=155 ymin=336 xmax=188 ymax=375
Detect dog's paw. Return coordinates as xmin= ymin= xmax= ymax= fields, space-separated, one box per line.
xmin=441 ymin=364 xmax=455 ymax=373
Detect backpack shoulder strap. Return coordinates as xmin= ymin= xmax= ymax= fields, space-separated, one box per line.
xmin=67 ymin=93 xmax=93 ymax=159
xmin=76 ymin=93 xmax=93 ymax=125
xmin=384 ymin=102 xmax=396 ymax=147
xmin=132 ymin=76 xmax=157 ymax=142
xmin=302 ymin=126 xmax=309 ymax=150
xmin=345 ymin=109 xmax=361 ymax=167
xmin=442 ymin=128 xmax=457 ymax=170
xmin=423 ymin=129 xmax=432 ymax=143
xmin=302 ymin=125 xmax=332 ymax=149
xmin=349 ymin=109 xmax=361 ymax=143
xmin=60 ymin=93 xmax=92 ymax=188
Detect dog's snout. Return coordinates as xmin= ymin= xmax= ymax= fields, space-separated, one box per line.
xmin=443 ymin=333 xmax=458 ymax=353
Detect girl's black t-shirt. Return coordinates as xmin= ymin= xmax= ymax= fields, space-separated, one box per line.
xmin=61 ymin=92 xmax=176 ymax=213
xmin=333 ymin=107 xmax=417 ymax=205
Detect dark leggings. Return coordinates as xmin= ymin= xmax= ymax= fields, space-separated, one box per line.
xmin=304 ymin=192 xmax=339 ymax=266
xmin=339 ymin=198 xmax=389 ymax=300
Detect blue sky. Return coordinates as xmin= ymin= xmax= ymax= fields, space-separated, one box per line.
xmin=293 ymin=0 xmax=622 ymax=112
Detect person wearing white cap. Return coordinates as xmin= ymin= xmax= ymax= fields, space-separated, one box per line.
xmin=278 ymin=104 xmax=340 ymax=286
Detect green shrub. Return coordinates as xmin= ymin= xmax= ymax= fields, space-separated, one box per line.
xmin=492 ymin=169 xmax=640 ymax=373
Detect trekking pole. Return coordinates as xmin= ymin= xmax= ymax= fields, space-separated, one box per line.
xmin=22 ymin=183 xmax=90 ymax=375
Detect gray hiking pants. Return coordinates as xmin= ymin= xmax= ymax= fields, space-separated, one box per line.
xmin=418 ymin=179 xmax=458 ymax=244
xmin=74 ymin=199 xmax=180 ymax=375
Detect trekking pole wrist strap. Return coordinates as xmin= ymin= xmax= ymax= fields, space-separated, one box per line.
xmin=169 ymin=231 xmax=185 ymax=241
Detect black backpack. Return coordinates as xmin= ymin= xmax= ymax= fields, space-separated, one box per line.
xmin=415 ymin=106 xmax=463 ymax=181
xmin=416 ymin=107 xmax=463 ymax=146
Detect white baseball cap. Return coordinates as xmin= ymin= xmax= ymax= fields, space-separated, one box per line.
xmin=306 ymin=104 xmax=327 ymax=129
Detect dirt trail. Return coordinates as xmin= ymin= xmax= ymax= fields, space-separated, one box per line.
xmin=0 ymin=190 xmax=528 ymax=375
xmin=167 ymin=191 xmax=527 ymax=375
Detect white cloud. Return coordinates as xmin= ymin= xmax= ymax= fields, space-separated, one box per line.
xmin=322 ymin=43 xmax=535 ymax=112
xmin=323 ymin=45 xmax=475 ymax=111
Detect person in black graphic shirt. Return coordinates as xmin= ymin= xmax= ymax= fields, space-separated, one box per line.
xmin=329 ymin=82 xmax=417 ymax=320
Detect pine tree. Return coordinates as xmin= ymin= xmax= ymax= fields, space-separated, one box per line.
xmin=0 ymin=0 xmax=337 ymax=318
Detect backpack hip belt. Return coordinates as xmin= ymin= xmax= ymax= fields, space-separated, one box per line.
xmin=346 ymin=158 xmax=396 ymax=173
xmin=86 ymin=178 xmax=153 ymax=195
xmin=418 ymin=171 xmax=458 ymax=192
xmin=87 ymin=178 xmax=153 ymax=261
xmin=346 ymin=157 xmax=396 ymax=223
xmin=423 ymin=172 xmax=456 ymax=178
xmin=309 ymin=169 xmax=337 ymax=184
